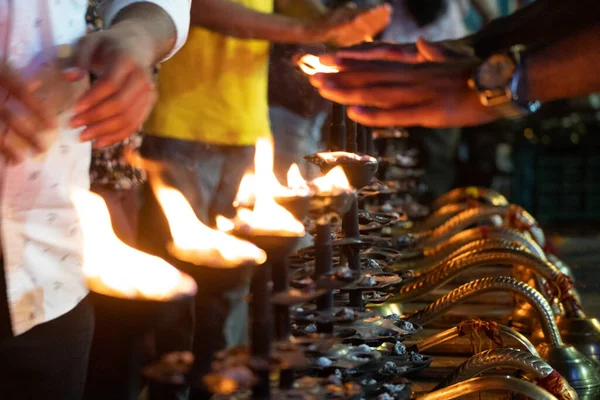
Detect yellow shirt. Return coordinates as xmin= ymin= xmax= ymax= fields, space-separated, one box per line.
xmin=146 ymin=0 xmax=273 ymax=146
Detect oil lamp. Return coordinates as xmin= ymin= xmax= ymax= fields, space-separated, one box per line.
xmin=72 ymin=190 xmax=197 ymax=400
xmin=303 ymin=165 xmax=356 ymax=317
xmin=306 ymin=151 xmax=379 ymax=190
xmin=306 ymin=151 xmax=381 ymax=310
xmin=219 ymin=137 xmax=306 ymax=397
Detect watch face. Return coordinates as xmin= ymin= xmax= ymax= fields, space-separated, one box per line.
xmin=476 ymin=54 xmax=516 ymax=90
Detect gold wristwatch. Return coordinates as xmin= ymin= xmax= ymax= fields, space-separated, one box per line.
xmin=469 ymin=45 xmax=541 ymax=119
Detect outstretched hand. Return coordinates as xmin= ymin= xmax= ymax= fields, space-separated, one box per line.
xmin=0 ymin=64 xmax=57 ymax=162
xmin=66 ymin=24 xmax=157 ymax=148
xmin=311 ymin=4 xmax=392 ymax=47
xmin=331 ymin=37 xmax=476 ymax=62
xmin=309 ymin=38 xmax=499 ymax=128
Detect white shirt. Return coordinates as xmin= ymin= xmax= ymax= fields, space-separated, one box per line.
xmin=383 ymin=0 xmax=470 ymax=43
xmin=0 ymin=0 xmax=190 ymax=337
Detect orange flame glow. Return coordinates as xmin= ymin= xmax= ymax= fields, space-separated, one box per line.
xmin=154 ymin=185 xmax=267 ymax=268
xmin=234 ymin=173 xmax=257 ymax=207
xmin=72 ymin=191 xmax=197 ymax=301
xmin=297 ymin=54 xmax=339 ymax=76
xmin=316 ymin=151 xmax=376 ymax=163
xmin=219 ymin=138 xmax=305 ymax=237
xmin=311 ymin=166 xmax=352 ymax=194
xmin=287 ymin=163 xmax=310 ymax=193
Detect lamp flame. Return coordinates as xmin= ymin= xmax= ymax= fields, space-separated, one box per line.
xmin=221 ymin=138 xmax=305 ymax=237
xmin=72 ymin=190 xmax=196 ymax=301
xmin=234 ymin=173 xmax=256 ymax=207
xmin=287 ymin=163 xmax=309 ymax=193
xmin=297 ymin=54 xmax=339 ymax=76
xmin=154 ymin=185 xmax=267 ymax=268
xmin=311 ymin=166 xmax=352 ymax=194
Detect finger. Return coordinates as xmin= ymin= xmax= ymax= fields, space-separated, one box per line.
xmin=310 ymin=67 xmax=420 ymax=90
xmin=0 ymin=108 xmax=44 ymax=151
xmin=71 ymin=69 xmax=152 ymax=128
xmin=0 ymin=133 xmax=23 ymax=164
xmin=61 ymin=67 xmax=86 ymax=82
xmin=318 ymin=56 xmax=419 ymax=72
xmin=80 ymin=93 xmax=154 ymax=143
xmin=347 ymin=104 xmax=439 ymax=127
xmin=75 ymin=55 xmax=134 ymax=114
xmin=334 ymin=44 xmax=423 ymax=62
xmin=0 ymin=66 xmax=56 ymax=129
xmin=317 ymin=83 xmax=433 ymax=108
xmin=416 ymin=37 xmax=475 ymax=62
xmin=79 ymin=114 xmax=133 ymax=143
xmin=70 ymin=35 xmax=106 ymax=72
xmin=93 ymin=128 xmax=138 ymax=149
xmin=354 ymin=4 xmax=392 ymax=36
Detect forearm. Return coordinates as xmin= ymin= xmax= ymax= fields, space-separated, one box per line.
xmin=527 ymin=24 xmax=600 ymax=104
xmin=100 ymin=1 xmax=191 ymax=64
xmin=191 ymin=0 xmax=316 ymax=43
xmin=468 ymin=0 xmax=600 ymax=58
xmin=110 ymin=4 xmax=177 ymax=63
xmin=275 ymin=0 xmax=327 ymax=18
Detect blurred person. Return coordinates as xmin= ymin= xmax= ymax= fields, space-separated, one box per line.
xmin=267 ymin=1 xmax=330 ymax=182
xmin=309 ymin=0 xmax=600 ymax=129
xmin=269 ymin=43 xmax=330 ymax=182
xmin=0 ymin=1 xmax=190 ymax=399
xmin=139 ymin=2 xmax=390 ymax=397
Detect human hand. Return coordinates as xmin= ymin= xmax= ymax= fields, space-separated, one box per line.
xmin=330 ymin=37 xmax=477 ymax=63
xmin=66 ymin=24 xmax=157 ymax=148
xmin=310 ymin=57 xmax=499 ymax=128
xmin=0 ymin=64 xmax=57 ymax=162
xmin=310 ymin=4 xmax=392 ymax=47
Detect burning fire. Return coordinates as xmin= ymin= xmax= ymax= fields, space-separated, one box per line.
xmin=297 ymin=54 xmax=339 ymax=76
xmin=316 ymin=151 xmax=376 ymax=163
xmin=219 ymin=138 xmax=305 ymax=237
xmin=154 ymin=185 xmax=267 ymax=268
xmin=234 ymin=173 xmax=256 ymax=207
xmin=72 ymin=191 xmax=197 ymax=301
xmin=287 ymin=163 xmax=310 ymax=193
xmin=311 ymin=166 xmax=353 ymax=194
xmin=234 ymin=147 xmax=308 ymax=207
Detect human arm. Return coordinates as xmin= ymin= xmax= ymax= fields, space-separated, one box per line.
xmin=468 ymin=0 xmax=600 ymax=58
xmin=190 ymin=0 xmax=390 ymax=46
xmin=526 ymin=24 xmax=600 ymax=104
xmin=309 ymin=24 xmax=600 ymax=128
xmin=329 ymin=0 xmax=599 ymax=64
xmin=68 ymin=0 xmax=190 ymax=148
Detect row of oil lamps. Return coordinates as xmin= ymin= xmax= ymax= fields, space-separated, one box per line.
xmin=70 ymin=54 xmax=600 ymax=400
xmin=75 ymin=136 xmax=600 ymax=400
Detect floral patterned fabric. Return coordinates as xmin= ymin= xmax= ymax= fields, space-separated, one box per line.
xmin=87 ymin=1 xmax=147 ymax=189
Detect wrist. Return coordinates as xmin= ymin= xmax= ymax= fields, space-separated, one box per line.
xmin=106 ymin=23 xmax=156 ymax=67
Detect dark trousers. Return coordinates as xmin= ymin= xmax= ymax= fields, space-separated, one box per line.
xmin=0 ymin=297 xmax=94 ymax=400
